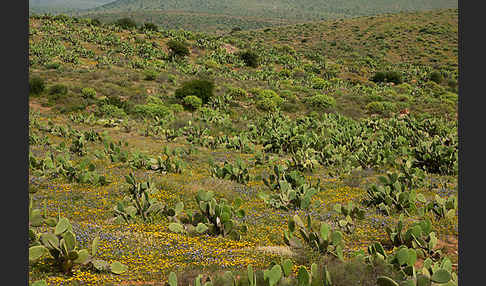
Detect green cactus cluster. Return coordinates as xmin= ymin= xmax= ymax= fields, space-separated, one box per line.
xmin=425 ymin=195 xmax=457 ymax=220
xmin=114 ymin=173 xmax=177 ymax=223
xmin=69 ymin=113 xmax=96 ymax=125
xmin=333 ymin=201 xmax=365 ymax=233
xmin=260 ymin=164 xmax=320 ymax=210
xmin=166 ymin=259 xmax=333 ymax=286
xmin=168 ymin=190 xmax=247 ymax=240
xmin=103 ymin=140 xmax=130 ymax=163
xmin=29 ymin=153 xmax=109 ymax=185
xmin=69 ymin=134 xmax=88 ymax=156
xmin=364 ymin=171 xmax=427 ymax=216
xmin=149 ymin=146 xmax=186 ymax=174
xmin=375 ymin=252 xmax=457 ymax=286
xmin=287 ymin=147 xmax=320 ymax=172
xmin=385 ymin=216 xmax=442 ymax=260
xmin=29 ymin=216 xmax=127 ymax=275
xmin=223 ymin=134 xmax=254 ymax=153
xmin=353 ymin=241 xmax=457 ymax=286
xmin=284 ymin=214 xmax=344 ymax=261
xmin=209 ymin=158 xmax=250 ymax=184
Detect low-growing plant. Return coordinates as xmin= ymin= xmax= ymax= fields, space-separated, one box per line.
xmin=149 ymin=146 xmax=186 ymax=174
xmin=167 ymin=40 xmax=190 ymax=59
xmin=284 ymin=214 xmax=345 ymax=261
xmin=29 ymin=217 xmax=127 ymax=275
xmin=333 ymin=202 xmax=365 ymax=233
xmin=168 ymin=190 xmax=247 ymax=240
xmin=209 ymin=158 xmax=250 ymax=184
xmin=114 ymin=17 xmax=137 ymax=29
xmin=425 ymin=195 xmax=457 ymax=220
xmin=260 ymin=164 xmax=320 ymax=210
xmin=113 ymin=173 xmax=177 ymax=223
xmin=237 ymin=50 xmax=259 ymax=68
xmin=81 ymin=87 xmax=96 ymax=99
xmin=183 ymin=95 xmax=203 ymax=111
xmin=29 ymin=76 xmax=45 ymax=95
xmin=306 ymin=94 xmax=336 ymax=109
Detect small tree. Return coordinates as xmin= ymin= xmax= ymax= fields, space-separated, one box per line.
xmin=114 ymin=18 xmax=137 ymax=29
xmin=141 ymin=22 xmax=158 ymax=32
xmin=175 ymin=79 xmax=214 ymax=104
xmin=167 ymin=40 xmax=190 ymax=59
xmin=238 ymin=50 xmax=259 ymax=68
xmin=183 ymin=96 xmax=202 ymax=112
xmin=29 ymin=76 xmax=45 ymax=95
xmin=428 ymin=71 xmax=443 ymax=84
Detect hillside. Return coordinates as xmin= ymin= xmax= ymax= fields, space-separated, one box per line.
xmin=80 ymin=0 xmax=458 ymax=32
xmin=28 ymin=9 xmax=458 ymax=286
xmin=29 ymin=0 xmax=112 ymax=13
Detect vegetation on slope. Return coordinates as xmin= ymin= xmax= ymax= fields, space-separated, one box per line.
xmin=28 ymin=9 xmax=458 ymax=286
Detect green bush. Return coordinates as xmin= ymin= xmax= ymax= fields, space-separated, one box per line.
xmin=29 ymin=76 xmax=45 ymax=95
xmin=238 ymin=50 xmax=259 ymax=68
xmin=167 ymin=40 xmax=190 ymax=59
xmin=256 ymin=97 xmax=278 ymax=112
xmin=141 ymin=22 xmax=158 ymax=31
xmin=312 ymin=77 xmax=330 ymax=89
xmin=306 ymin=94 xmax=336 ymax=109
xmin=144 ymin=70 xmax=158 ymax=81
xmin=81 ymin=87 xmax=96 ymax=99
xmin=371 ymin=71 xmax=403 ymax=84
xmin=96 ymin=104 xmax=127 ymax=118
xmin=48 ymin=84 xmax=68 ymax=95
xmin=45 ymin=62 xmax=61 ymax=69
xmin=428 ymin=71 xmax=443 ymax=84
xmin=227 ymin=87 xmax=247 ymax=98
xmin=423 ymin=81 xmax=446 ymax=97
xmin=134 ymin=103 xmax=173 ymax=119
xmin=169 ymin=104 xmax=184 ymax=113
xmin=175 ymin=79 xmax=214 ymax=104
xmin=114 ymin=18 xmax=137 ymax=29
xmin=256 ymin=89 xmax=284 ymax=112
xmin=366 ymin=101 xmax=398 ymax=116
xmin=183 ymin=96 xmax=202 ymax=111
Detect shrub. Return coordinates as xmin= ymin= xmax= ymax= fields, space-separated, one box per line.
xmin=141 ymin=22 xmax=158 ymax=31
xmin=255 ymin=89 xmax=284 ymax=112
xmin=238 ymin=50 xmax=259 ymax=68
xmin=90 ymin=18 xmax=102 ymax=26
xmin=371 ymin=71 xmax=403 ymax=84
xmin=428 ymin=71 xmax=443 ymax=84
xmin=256 ymin=97 xmax=278 ymax=112
xmin=81 ymin=87 xmax=96 ymax=99
xmin=227 ymin=87 xmax=247 ymax=98
xmin=114 ymin=17 xmax=137 ymax=29
xmin=48 ymin=84 xmax=68 ymax=96
xmin=280 ymin=90 xmax=298 ymax=103
xmin=45 ymin=62 xmax=61 ymax=69
xmin=29 ymin=76 xmax=45 ymax=95
xmin=306 ymin=94 xmax=336 ymax=109
xmin=169 ymin=104 xmax=184 ymax=113
xmin=423 ymin=81 xmax=446 ymax=97
xmin=96 ymin=104 xmax=127 ymax=118
xmin=183 ymin=96 xmax=202 ymax=111
xmin=366 ymin=101 xmax=398 ymax=116
xmin=385 ymin=71 xmax=403 ymax=84
xmin=312 ymin=77 xmax=330 ymax=89
xmin=167 ymin=40 xmax=190 ymax=59
xmin=144 ymin=70 xmax=158 ymax=81
xmin=134 ymin=103 xmax=173 ymax=119
xmin=175 ymin=79 xmax=215 ymax=104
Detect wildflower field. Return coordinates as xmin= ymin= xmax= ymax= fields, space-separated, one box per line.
xmin=29 ymin=9 xmax=458 ymax=286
